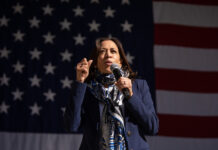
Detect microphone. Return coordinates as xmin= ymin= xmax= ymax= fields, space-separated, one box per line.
xmin=110 ymin=63 xmax=130 ymax=99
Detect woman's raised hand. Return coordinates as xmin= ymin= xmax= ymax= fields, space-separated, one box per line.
xmin=76 ymin=58 xmax=93 ymax=83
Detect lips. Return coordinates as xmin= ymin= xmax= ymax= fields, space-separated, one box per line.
xmin=104 ymin=60 xmax=112 ymax=66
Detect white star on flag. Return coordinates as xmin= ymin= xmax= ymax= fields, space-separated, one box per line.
xmin=0 ymin=16 xmax=10 ymax=27
xmin=103 ymin=6 xmax=116 ymax=18
xmin=43 ymin=89 xmax=56 ymax=102
xmin=0 ymin=101 xmax=10 ymax=114
xmin=90 ymin=0 xmax=99 ymax=3
xmin=29 ymin=75 xmax=41 ymax=87
xmin=44 ymin=62 xmax=56 ymax=75
xmin=0 ymin=73 xmax=10 ymax=86
xmin=60 ymin=76 xmax=73 ymax=89
xmin=29 ymin=102 xmax=42 ymax=116
xmin=42 ymin=4 xmax=54 ymax=16
xmin=60 ymin=0 xmax=70 ymax=3
xmin=29 ymin=16 xmax=40 ymax=28
xmin=73 ymin=6 xmax=85 ymax=17
xmin=126 ymin=52 xmax=135 ymax=64
xmin=29 ymin=48 xmax=42 ymax=60
xmin=108 ymin=34 xmax=113 ymax=39
xmin=73 ymin=33 xmax=86 ymax=45
xmin=12 ymin=88 xmax=24 ymax=101
xmin=12 ymin=3 xmax=24 ymax=14
xmin=61 ymin=107 xmax=66 ymax=115
xmin=12 ymin=61 xmax=25 ymax=73
xmin=13 ymin=30 xmax=25 ymax=42
xmin=0 ymin=47 xmax=11 ymax=59
xmin=43 ymin=32 xmax=55 ymax=44
xmin=59 ymin=18 xmax=71 ymax=31
xmin=60 ymin=49 xmax=72 ymax=62
xmin=121 ymin=0 xmax=130 ymax=5
xmin=121 ymin=20 xmax=133 ymax=32
xmin=88 ymin=20 xmax=101 ymax=32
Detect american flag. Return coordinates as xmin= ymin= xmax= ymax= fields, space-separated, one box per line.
xmin=1 ymin=0 xmax=218 ymax=150
xmin=148 ymin=0 xmax=218 ymax=150
xmin=0 ymin=0 xmax=155 ymax=150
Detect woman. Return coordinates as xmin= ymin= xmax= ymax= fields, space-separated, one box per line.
xmin=64 ymin=37 xmax=159 ymax=150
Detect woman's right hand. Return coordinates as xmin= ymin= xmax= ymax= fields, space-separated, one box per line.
xmin=76 ymin=58 xmax=93 ymax=83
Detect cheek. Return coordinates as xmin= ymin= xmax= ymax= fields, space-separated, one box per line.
xmin=115 ymin=56 xmax=122 ymax=64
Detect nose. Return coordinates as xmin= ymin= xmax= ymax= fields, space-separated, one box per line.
xmin=105 ymin=50 xmax=112 ymax=58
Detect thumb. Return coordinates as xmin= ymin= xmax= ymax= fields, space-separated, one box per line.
xmin=88 ymin=59 xmax=93 ymax=67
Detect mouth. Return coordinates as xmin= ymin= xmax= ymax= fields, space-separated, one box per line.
xmin=104 ymin=60 xmax=113 ymax=66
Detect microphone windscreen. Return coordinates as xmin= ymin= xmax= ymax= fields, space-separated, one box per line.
xmin=110 ymin=63 xmax=120 ymax=72
xmin=110 ymin=63 xmax=122 ymax=80
xmin=110 ymin=63 xmax=130 ymax=98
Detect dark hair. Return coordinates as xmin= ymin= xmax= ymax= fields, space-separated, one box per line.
xmin=86 ymin=37 xmax=137 ymax=82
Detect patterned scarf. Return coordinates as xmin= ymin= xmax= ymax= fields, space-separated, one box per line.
xmin=88 ymin=71 xmax=129 ymax=150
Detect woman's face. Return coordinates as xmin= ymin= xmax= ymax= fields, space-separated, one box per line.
xmin=97 ymin=40 xmax=122 ymax=74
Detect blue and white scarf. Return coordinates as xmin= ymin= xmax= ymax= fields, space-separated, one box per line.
xmin=88 ymin=72 xmax=129 ymax=150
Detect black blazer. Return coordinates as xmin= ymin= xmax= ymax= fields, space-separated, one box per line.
xmin=64 ymin=79 xmax=159 ymax=150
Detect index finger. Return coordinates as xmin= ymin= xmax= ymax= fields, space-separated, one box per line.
xmin=80 ymin=58 xmax=88 ymax=65
xmin=88 ymin=59 xmax=93 ymax=67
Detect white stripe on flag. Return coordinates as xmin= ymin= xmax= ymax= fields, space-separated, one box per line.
xmin=0 ymin=132 xmax=82 ymax=150
xmin=147 ymin=136 xmax=218 ymax=150
xmin=2 ymin=132 xmax=218 ymax=150
xmin=153 ymin=1 xmax=218 ymax=27
xmin=154 ymin=45 xmax=218 ymax=71
xmin=156 ymin=90 xmax=218 ymax=116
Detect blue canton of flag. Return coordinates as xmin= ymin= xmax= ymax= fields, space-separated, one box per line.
xmin=0 ymin=0 xmax=154 ymax=137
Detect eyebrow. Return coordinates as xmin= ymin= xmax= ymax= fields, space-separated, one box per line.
xmin=99 ymin=47 xmax=118 ymax=52
xmin=100 ymin=47 xmax=117 ymax=50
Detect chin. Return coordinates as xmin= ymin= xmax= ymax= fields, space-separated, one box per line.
xmin=100 ymin=69 xmax=112 ymax=74
xmin=103 ymin=70 xmax=112 ymax=74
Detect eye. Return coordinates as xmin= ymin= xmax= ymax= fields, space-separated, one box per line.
xmin=99 ymin=49 xmax=105 ymax=53
xmin=111 ymin=49 xmax=117 ymax=53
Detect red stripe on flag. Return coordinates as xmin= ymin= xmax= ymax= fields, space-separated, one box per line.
xmin=155 ymin=24 xmax=218 ymax=49
xmin=158 ymin=114 xmax=218 ymax=138
xmin=152 ymin=0 xmax=218 ymax=5
xmin=155 ymin=68 xmax=218 ymax=93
